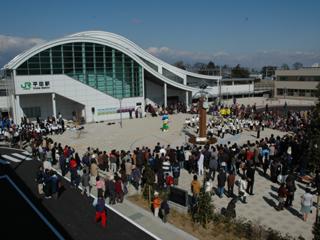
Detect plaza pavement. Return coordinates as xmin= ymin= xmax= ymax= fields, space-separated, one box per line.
xmin=51 ymin=113 xmax=316 ymax=240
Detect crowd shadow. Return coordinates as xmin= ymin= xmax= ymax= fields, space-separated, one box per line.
xmin=264 ymin=191 xmax=303 ymax=219
xmin=256 ymin=167 xmax=271 ymax=181
xmin=269 ymin=192 xmax=279 ymax=201
xmin=270 ymin=185 xmax=279 ymax=193
xmin=263 ymin=196 xmax=277 ymax=209
xmin=286 ymin=206 xmax=301 ymax=218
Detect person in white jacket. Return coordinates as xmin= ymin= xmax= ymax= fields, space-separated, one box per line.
xmin=238 ymin=175 xmax=248 ymax=203
xmin=198 ymin=152 xmax=204 ymax=176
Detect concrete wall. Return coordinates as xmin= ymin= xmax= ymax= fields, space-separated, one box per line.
xmin=167 ymin=86 xmax=186 ymax=103
xmin=145 ymin=78 xmax=187 ymax=106
xmin=275 ymin=81 xmax=318 ymax=90
xmin=145 ymin=78 xmax=164 ymax=105
xmin=55 ymin=95 xmax=84 ymax=120
xmin=14 ymin=74 xmax=144 ymax=123
xmin=20 ymin=94 xmax=53 ymax=119
xmin=221 ymin=83 xmax=254 ymax=95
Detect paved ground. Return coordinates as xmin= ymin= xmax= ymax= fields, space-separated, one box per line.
xmin=52 ymin=114 xmax=189 ymax=154
xmin=0 ymin=147 xmax=157 ymax=240
xmin=50 ymin=113 xmax=317 ymax=239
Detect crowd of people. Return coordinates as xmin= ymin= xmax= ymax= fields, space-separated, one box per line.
xmin=145 ymin=101 xmax=187 ymax=117
xmin=31 ymin=130 xmax=318 ymax=225
xmin=4 ymin=101 xmax=318 ymax=228
xmin=185 ymin=103 xmax=309 ymax=140
xmin=0 ymin=114 xmax=65 ymax=147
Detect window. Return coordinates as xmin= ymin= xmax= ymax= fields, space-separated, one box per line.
xmin=187 ymin=75 xmax=217 ymax=87
xmin=52 ymin=46 xmax=62 ymax=74
xmin=163 ymin=68 xmax=183 ymax=84
xmin=277 ymin=89 xmax=284 ymax=96
xmin=279 ymin=76 xmax=287 ymax=81
xmin=287 ymin=89 xmax=294 ymax=96
xmin=63 ymin=44 xmax=73 ymax=74
xmin=234 ymin=80 xmax=250 ymax=85
xmin=74 ymin=43 xmax=83 ymax=72
xmin=221 ymin=81 xmax=232 ymax=86
xmin=299 ymin=89 xmax=305 ymax=96
xmin=0 ymin=89 xmax=7 ymax=96
xmin=140 ymin=57 xmax=158 ymax=72
xmin=40 ymin=50 xmax=51 ymax=74
xmin=305 ymin=90 xmax=311 ymax=97
xmin=28 ymin=54 xmax=40 ymax=75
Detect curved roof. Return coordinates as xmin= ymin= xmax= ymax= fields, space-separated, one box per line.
xmin=5 ymin=31 xmax=221 ymax=91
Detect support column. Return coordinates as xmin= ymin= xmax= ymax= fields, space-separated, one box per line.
xmin=52 ymin=93 xmax=57 ymax=118
xmin=164 ymin=83 xmax=167 ymax=108
xmin=15 ymin=95 xmax=22 ymax=124
xmin=185 ymin=91 xmax=189 ymax=107
xmin=12 ymin=95 xmax=18 ymax=124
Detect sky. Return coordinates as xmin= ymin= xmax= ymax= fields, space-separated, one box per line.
xmin=0 ymin=0 xmax=319 ymax=69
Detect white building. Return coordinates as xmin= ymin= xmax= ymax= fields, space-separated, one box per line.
xmin=2 ymin=31 xmax=254 ymax=123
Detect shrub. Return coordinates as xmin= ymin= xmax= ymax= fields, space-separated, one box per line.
xmin=191 ymin=191 xmax=214 ymax=228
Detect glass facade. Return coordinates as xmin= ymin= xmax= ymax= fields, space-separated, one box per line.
xmin=16 ymin=42 xmax=143 ymax=99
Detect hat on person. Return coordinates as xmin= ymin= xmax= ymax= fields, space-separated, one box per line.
xmin=154 ymin=191 xmax=159 ymax=196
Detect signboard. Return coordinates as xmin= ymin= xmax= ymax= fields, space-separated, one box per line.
xmin=97 ymin=107 xmax=117 ymax=116
xmin=20 ymin=81 xmax=50 ymax=90
xmin=96 ymin=107 xmax=135 ymax=116
xmin=169 ymin=186 xmax=188 ymax=207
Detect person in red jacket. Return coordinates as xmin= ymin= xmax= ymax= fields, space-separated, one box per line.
xmin=165 ymin=173 xmax=174 ymax=189
xmin=95 ymin=192 xmax=107 ymax=228
xmin=69 ymin=157 xmax=78 ymax=187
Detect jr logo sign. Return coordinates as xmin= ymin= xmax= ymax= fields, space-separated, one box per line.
xmin=21 ymin=82 xmax=32 ymax=90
